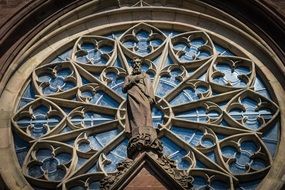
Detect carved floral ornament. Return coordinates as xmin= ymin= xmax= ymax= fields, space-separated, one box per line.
xmin=12 ymin=22 xmax=280 ymax=189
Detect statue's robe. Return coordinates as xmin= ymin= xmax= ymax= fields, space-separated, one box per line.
xmin=122 ymin=72 xmax=155 ymax=134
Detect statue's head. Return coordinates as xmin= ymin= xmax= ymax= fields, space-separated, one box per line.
xmin=132 ymin=58 xmax=142 ymax=75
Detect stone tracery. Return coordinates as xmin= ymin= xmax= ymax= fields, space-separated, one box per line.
xmin=12 ymin=22 xmax=280 ymax=189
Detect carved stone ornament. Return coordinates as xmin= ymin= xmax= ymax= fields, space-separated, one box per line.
xmin=156 ymin=155 xmax=194 ymax=189
xmin=127 ymin=126 xmax=163 ymax=158
xmin=100 ymin=158 xmax=134 ymax=190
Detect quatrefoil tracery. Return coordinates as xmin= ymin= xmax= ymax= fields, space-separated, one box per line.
xmin=13 ymin=23 xmax=280 ymax=190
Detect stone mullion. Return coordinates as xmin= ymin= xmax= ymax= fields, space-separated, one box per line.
xmin=69 ymin=131 xmax=126 ymax=177
xmin=170 ymin=117 xmax=251 ymax=137
xmin=171 ymin=88 xmax=242 ymax=114
xmin=217 ymin=133 xmax=273 ymax=181
xmin=43 ymin=121 xmax=125 ymax=187
xmin=116 ymin=39 xmax=132 ymax=75
xmin=45 ymin=96 xmax=118 ymax=116
xmin=168 ymin=117 xmax=252 ymax=174
xmin=22 ymin=140 xmax=76 ymax=190
xmin=207 ymin=55 xmax=256 ymax=92
xmin=161 ymin=57 xmax=214 ymax=103
xmin=152 ymin=39 xmax=170 ymax=93
xmin=12 ymin=97 xmax=67 ymax=142
xmin=159 ymin=128 xmax=234 ymax=179
xmin=74 ymin=62 xmax=125 ymax=103
xmin=39 ymin=120 xmax=121 ymax=142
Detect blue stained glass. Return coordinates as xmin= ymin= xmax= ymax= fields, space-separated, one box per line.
xmin=177 ymin=159 xmax=191 ymax=170
xmin=18 ymin=82 xmax=36 ymax=109
xmin=165 ymin=55 xmax=174 ymax=66
xmin=229 ymin=97 xmax=273 ymax=130
xmin=78 ymin=142 xmax=91 ymax=153
xmin=48 ymin=167 xmax=66 ymax=181
xmin=122 ymin=29 xmax=164 ymax=56
xmin=100 ymin=45 xmax=113 ymax=53
xmin=42 ymin=157 xmax=59 ymax=172
xmin=70 ymin=112 xmax=114 ymax=127
xmin=57 ymin=68 xmax=72 ymax=77
xmin=192 ymin=176 xmax=207 ymax=188
xmin=156 ymin=79 xmax=176 ymax=97
xmin=157 ymin=67 xmax=183 ymax=97
xmin=14 ymin=133 xmax=29 ymax=166
xmin=88 ymin=90 xmax=119 ymax=108
xmin=34 ymin=105 xmax=49 ymax=115
xmin=56 ymin=153 xmax=72 ymax=165
xmin=111 ymin=82 xmax=126 ymax=98
xmin=82 ymin=43 xmax=95 ymax=50
xmin=236 ymin=152 xmax=251 ymax=165
xmin=211 ymin=180 xmax=228 ymax=190
xmin=51 ymin=48 xmax=72 ymax=62
xmin=229 ymin=163 xmax=246 ymax=174
xmin=150 ymin=39 xmax=163 ymax=47
xmin=173 ymin=42 xmax=187 ymax=51
xmin=28 ymin=165 xmax=43 ymax=178
xmin=160 ymin=137 xmax=188 ymax=166
xmin=114 ymin=57 xmax=124 ymax=68
xmin=195 ymin=160 xmax=206 ymax=168
xmin=214 ymin=62 xmax=250 ymax=87
xmin=81 ymin=90 xmax=93 ymax=98
xmin=240 ymin=141 xmax=258 ymax=154
xmin=262 ymin=122 xmax=279 ymax=157
xmin=76 ymin=41 xmax=113 ymax=65
xmin=104 ymin=139 xmax=128 ymax=172
xmin=39 ymin=66 xmax=76 ymax=95
xmin=123 ymin=40 xmax=135 ymax=48
xmin=254 ymin=75 xmax=272 ymax=99
xmin=170 ymin=126 xmax=203 ymax=147
xmin=76 ymin=157 xmax=89 ymax=169
xmin=251 ymin=159 xmax=266 ymax=170
xmin=152 ymin=106 xmax=164 ymax=128
xmin=105 ymin=31 xmax=124 ymax=39
xmin=206 ymin=151 xmax=216 ymax=163
xmin=36 ymin=148 xmax=52 ymax=161
xmin=141 ymin=62 xmax=150 ymax=73
xmin=170 ymin=85 xmax=209 ymax=106
xmin=89 ymin=181 xmax=101 ymax=189
xmin=90 ymin=129 xmax=120 ymax=149
xmin=162 ymin=30 xmax=181 ymax=37
xmin=174 ymin=37 xmax=211 ymax=62
xmin=221 ymin=146 xmax=238 ymax=158
xmin=136 ymin=30 xmax=149 ymax=39
xmin=198 ymin=51 xmax=211 ymax=59
xmin=170 ymin=91 xmax=191 ymax=105
xmin=176 ymin=107 xmax=220 ymax=123
xmin=201 ymin=137 xmax=214 ymax=148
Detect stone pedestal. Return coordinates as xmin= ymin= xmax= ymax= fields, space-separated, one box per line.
xmin=127 ymin=126 xmax=163 ymax=159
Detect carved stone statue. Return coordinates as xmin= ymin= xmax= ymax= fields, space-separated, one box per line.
xmin=122 ymin=58 xmax=162 ymax=158
xmin=122 ymin=58 xmax=155 ymax=135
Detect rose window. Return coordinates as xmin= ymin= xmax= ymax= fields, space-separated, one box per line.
xmin=13 ymin=22 xmax=280 ymax=190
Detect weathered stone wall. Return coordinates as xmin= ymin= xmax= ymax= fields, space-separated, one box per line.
xmin=1 ymin=0 xmax=285 ymax=29
xmin=0 ymin=0 xmax=30 ymax=27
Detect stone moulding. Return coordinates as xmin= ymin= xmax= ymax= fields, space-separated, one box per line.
xmin=100 ymin=152 xmax=191 ymax=190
